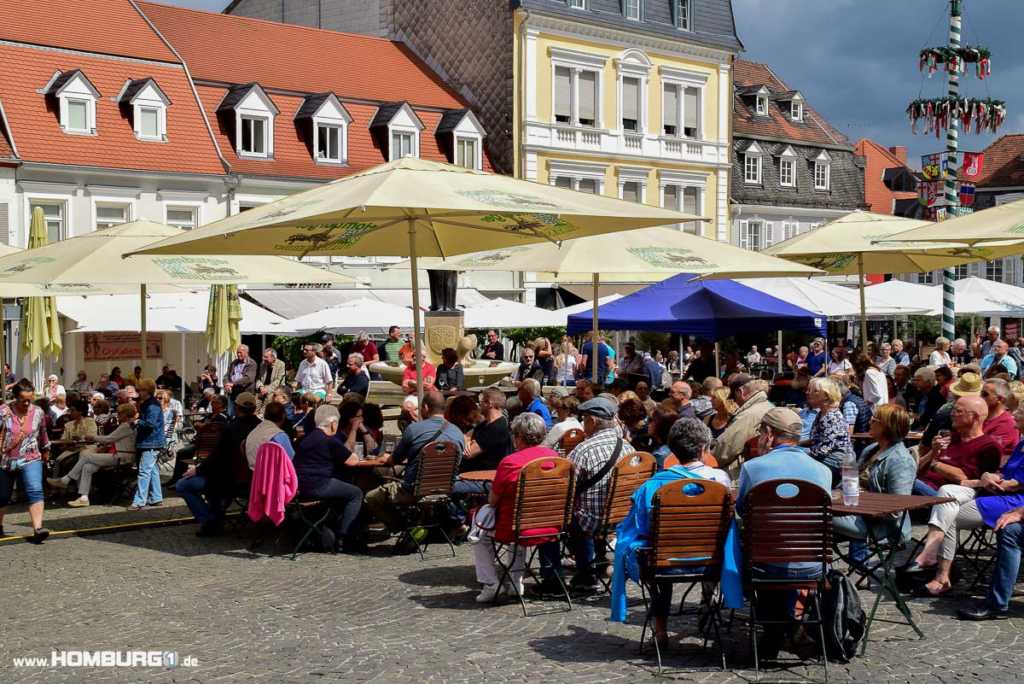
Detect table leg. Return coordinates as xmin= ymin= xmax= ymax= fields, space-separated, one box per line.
xmin=861 ymin=512 xmax=925 ymax=655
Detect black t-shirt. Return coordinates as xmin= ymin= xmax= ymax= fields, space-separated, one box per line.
xmin=294 ymin=429 xmax=351 ymax=495
xmin=341 ymin=372 xmax=369 ymax=397
xmin=466 ymin=416 xmax=513 ymax=471
xmin=483 ymin=341 xmax=504 ymax=361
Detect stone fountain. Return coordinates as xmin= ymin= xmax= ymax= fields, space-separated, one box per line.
xmin=369 ymin=270 xmax=518 ymax=388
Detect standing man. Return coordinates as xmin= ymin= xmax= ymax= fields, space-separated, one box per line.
xmin=580 ymin=332 xmax=610 ymax=386
xmin=255 ymin=348 xmax=286 ymax=402
xmin=295 ymin=343 xmax=333 ymax=396
xmin=321 ymin=335 xmax=344 ymax=380
xmin=616 ymin=342 xmax=646 ymax=382
xmin=379 ymin=326 xmax=408 ymax=364
xmin=223 ymin=344 xmax=257 ymax=413
xmin=807 ymin=339 xmax=828 ymax=377
xmin=482 ymin=330 xmax=505 ymax=361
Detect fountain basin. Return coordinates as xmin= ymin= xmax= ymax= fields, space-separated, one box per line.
xmin=370 ymin=360 xmax=519 ymax=389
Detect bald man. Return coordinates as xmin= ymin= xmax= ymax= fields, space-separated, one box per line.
xmin=915 ymin=395 xmax=1002 ymax=497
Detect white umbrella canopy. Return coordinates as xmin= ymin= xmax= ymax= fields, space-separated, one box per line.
xmin=864 ymin=280 xmax=941 ymax=317
xmin=954 ymin=277 xmax=1024 ymax=317
xmin=59 ymin=292 xmax=299 ymax=335
xmin=287 ymin=298 xmax=415 ymax=335
xmin=882 ymin=198 xmax=1024 ymax=246
xmin=461 ymin=298 xmax=566 ymax=329
xmin=736 ymin=278 xmax=931 ymax=318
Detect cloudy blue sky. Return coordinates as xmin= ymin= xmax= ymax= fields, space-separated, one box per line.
xmin=165 ymin=0 xmax=1021 ymax=166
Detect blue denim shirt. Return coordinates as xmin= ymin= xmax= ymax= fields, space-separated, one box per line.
xmin=135 ymin=396 xmax=166 ymax=450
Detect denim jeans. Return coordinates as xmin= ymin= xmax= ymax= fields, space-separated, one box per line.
xmin=175 ymin=474 xmax=214 ymax=524
xmin=306 ymin=478 xmax=363 ymax=540
xmin=988 ymin=522 xmax=1024 ymax=611
xmin=0 ymin=459 xmax=45 ymax=506
xmin=913 ymin=479 xmax=939 ymax=497
xmin=538 ymin=524 xmax=596 ymax=582
xmin=751 ymin=563 xmax=825 ymax=637
xmin=132 ymin=449 xmax=163 ymax=506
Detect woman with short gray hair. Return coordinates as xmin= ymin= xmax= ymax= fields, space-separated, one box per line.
xmin=470 ymin=410 xmax=560 ymax=604
xmin=665 ymin=418 xmax=730 ymax=486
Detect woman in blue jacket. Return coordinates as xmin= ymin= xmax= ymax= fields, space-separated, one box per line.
xmin=131 ymin=378 xmax=165 ymax=510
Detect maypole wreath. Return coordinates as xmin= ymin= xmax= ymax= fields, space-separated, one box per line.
xmin=919 ymin=46 xmax=992 ymax=79
xmin=907 ymin=96 xmax=1006 ymax=136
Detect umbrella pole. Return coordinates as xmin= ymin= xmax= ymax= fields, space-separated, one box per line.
xmin=408 ymin=219 xmax=424 ymax=408
xmin=777 ymin=330 xmax=783 ymax=374
xmin=857 ymin=253 xmax=868 ymax=352
xmin=181 ymin=333 xmax=186 ymax=403
xmin=591 ymin=273 xmax=599 ymax=384
xmin=140 ymin=283 xmax=147 ymax=372
xmin=714 ymin=341 xmax=720 ymax=378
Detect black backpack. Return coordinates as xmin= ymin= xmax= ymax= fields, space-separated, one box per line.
xmin=820 ymin=569 xmax=866 ymax=662
xmin=1006 ymin=347 xmax=1024 ymax=380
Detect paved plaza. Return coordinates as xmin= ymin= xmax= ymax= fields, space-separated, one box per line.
xmin=3 ymin=516 xmax=1024 ymax=683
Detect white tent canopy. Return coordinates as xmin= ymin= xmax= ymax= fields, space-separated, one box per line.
xmin=954 ymin=277 xmax=1024 ymax=317
xmin=737 ymin=278 xmax=931 ymax=319
xmin=554 ymin=294 xmax=624 ymax=318
xmin=58 ymin=292 xmax=298 ymax=335
xmin=462 ymin=298 xmax=566 ymax=329
xmin=288 ymin=299 xmax=415 ymax=335
xmin=244 ymin=287 xmax=491 ymax=319
xmin=865 ymin=280 xmax=942 ymax=317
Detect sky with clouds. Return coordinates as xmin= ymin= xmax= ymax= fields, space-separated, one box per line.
xmin=166 ymin=0 xmax=1021 ymax=166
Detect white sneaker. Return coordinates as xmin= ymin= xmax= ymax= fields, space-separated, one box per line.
xmin=67 ymin=496 xmax=90 ymax=508
xmin=475 ymin=583 xmax=503 ymax=603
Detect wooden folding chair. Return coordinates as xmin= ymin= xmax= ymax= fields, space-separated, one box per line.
xmin=743 ymin=479 xmax=832 ymax=683
xmin=557 ymin=428 xmax=585 ymax=457
xmin=596 ymin=451 xmax=656 ymax=589
xmin=639 ymin=478 xmax=734 ymax=673
xmin=492 ymin=455 xmax=575 ymax=617
xmin=393 ymin=441 xmax=461 ymax=560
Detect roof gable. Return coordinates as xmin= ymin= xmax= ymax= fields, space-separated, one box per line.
xmin=436 ymin=109 xmax=485 ymax=137
xmin=370 ymin=102 xmax=424 ymax=131
xmin=294 ymin=92 xmax=351 ymax=124
xmin=217 ymin=82 xmax=279 ymax=116
xmin=117 ymin=78 xmax=170 ymax=106
xmin=45 ymin=70 xmax=100 ymax=98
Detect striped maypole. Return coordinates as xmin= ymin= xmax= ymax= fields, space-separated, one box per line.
xmin=940 ymin=0 xmax=962 ymax=341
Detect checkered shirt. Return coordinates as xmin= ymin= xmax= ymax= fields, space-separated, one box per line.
xmin=569 ymin=427 xmax=635 ymax=534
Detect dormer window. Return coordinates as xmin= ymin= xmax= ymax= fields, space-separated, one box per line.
xmin=44 ymin=70 xmax=99 ymax=135
xmin=742 ymin=142 xmax=764 ymax=184
xmin=436 ymin=109 xmax=486 ymax=169
xmin=624 ymin=0 xmax=641 ymax=21
xmin=778 ymin=145 xmax=798 ymax=187
xmin=117 ymin=78 xmax=170 ymax=142
xmin=217 ymin=83 xmax=278 ymax=159
xmin=675 ymin=0 xmax=692 ymax=30
xmin=295 ymin=93 xmax=351 ymax=165
xmin=567 ymin=0 xmax=586 ymax=7
xmin=791 ymin=101 xmax=804 ymax=122
xmin=755 ymin=95 xmax=768 ymax=116
xmin=370 ymin=102 xmax=424 ymax=162
xmin=814 ymin=150 xmax=832 ymax=191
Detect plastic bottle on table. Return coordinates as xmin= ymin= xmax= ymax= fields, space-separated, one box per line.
xmin=841 ymin=450 xmax=859 ymax=506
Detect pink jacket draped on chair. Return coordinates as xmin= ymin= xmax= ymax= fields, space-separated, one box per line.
xmin=247 ymin=441 xmax=297 ymax=526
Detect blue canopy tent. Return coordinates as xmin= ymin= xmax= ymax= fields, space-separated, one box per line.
xmin=566 ymin=273 xmax=826 ymax=339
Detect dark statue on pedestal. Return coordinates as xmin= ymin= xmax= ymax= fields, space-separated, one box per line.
xmin=427 ymin=269 xmax=458 ymax=312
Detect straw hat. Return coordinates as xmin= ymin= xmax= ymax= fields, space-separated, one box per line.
xmin=950 ymin=372 xmax=982 ymax=397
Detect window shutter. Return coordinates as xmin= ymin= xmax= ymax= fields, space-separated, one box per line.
xmin=622 ymin=77 xmax=639 ymax=122
xmin=0 ymin=203 xmax=7 ymax=245
xmin=682 ymin=187 xmax=698 ymax=215
xmin=663 ymin=184 xmax=678 ymax=209
xmin=662 ymin=85 xmax=678 ymax=132
xmin=683 ymin=87 xmax=699 ymax=132
xmin=578 ymin=71 xmax=597 ymax=123
xmin=554 ymin=67 xmax=571 ymax=119
xmin=764 ymin=222 xmax=774 ymax=247
xmin=738 ymin=220 xmax=748 ymax=248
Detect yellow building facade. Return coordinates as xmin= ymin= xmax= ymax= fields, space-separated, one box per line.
xmin=513 ymin=9 xmax=736 ymax=246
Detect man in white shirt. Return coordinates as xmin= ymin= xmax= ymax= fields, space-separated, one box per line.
xmin=295 ymin=343 xmax=333 ymax=395
xmin=746 ymin=345 xmax=762 ymax=367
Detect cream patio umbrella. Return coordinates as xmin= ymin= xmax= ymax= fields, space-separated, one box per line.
xmin=882 ymin=197 xmax=1024 ymax=246
xmin=0 ymin=219 xmax=358 ymax=374
xmin=128 ymin=158 xmax=698 ymax=402
xmin=411 ymin=226 xmax=824 ymax=382
xmin=764 ymin=211 xmax=1024 ymax=350
xmin=207 ymin=285 xmax=243 ymax=383
xmin=21 ymin=208 xmax=61 ymax=387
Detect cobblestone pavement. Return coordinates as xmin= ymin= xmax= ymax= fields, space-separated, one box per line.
xmin=3 ymin=522 xmax=1024 ymax=683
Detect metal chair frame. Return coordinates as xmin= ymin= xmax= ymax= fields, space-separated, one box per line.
xmin=393 ymin=441 xmax=461 ymax=560
xmin=595 ymin=451 xmax=656 ymax=590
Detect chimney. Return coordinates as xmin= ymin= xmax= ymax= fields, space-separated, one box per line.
xmin=888 ymin=146 xmax=908 ymax=164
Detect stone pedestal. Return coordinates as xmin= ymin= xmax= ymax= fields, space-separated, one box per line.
xmin=423 ymin=310 xmax=464 ymax=365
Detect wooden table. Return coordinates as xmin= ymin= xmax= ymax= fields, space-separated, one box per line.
xmin=831 ymin=490 xmax=953 ymax=653
xmin=851 ymin=431 xmax=923 ymax=443
xmin=458 ymin=469 xmax=496 ymax=482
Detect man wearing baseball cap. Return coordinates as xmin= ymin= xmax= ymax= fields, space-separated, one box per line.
xmin=538 ymin=396 xmax=634 ymax=596
xmin=736 ymin=406 xmax=832 ymax=660
xmin=714 ymin=376 xmax=773 ymax=469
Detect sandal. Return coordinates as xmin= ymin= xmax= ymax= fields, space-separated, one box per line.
xmin=913 ymin=579 xmax=952 ymax=597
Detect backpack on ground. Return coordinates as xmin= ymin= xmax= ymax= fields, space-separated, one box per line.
xmin=820 ymin=569 xmax=866 ymax=662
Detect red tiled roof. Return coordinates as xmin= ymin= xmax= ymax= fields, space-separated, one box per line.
xmin=977 ymin=134 xmax=1024 ymax=188
xmin=733 ymin=59 xmax=850 ymax=147
xmin=138 ymin=2 xmax=467 ymax=110
xmin=0 ymin=43 xmax=224 ymax=175
xmin=855 ymin=138 xmax=917 ymax=214
xmin=0 ymin=0 xmax=178 ymax=64
xmin=197 ymin=86 xmax=461 ymax=180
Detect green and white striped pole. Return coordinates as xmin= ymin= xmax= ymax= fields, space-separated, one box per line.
xmin=940 ymin=0 xmax=962 ymax=341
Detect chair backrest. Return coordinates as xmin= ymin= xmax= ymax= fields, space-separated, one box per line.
xmin=193 ymin=421 xmax=226 ymax=460
xmin=513 ymin=456 xmax=574 ymax=538
xmin=558 ymin=428 xmax=585 ymax=456
xmin=602 ymin=451 xmax=656 ymax=532
xmin=649 ymin=478 xmax=733 ymax=572
xmin=742 ymin=478 xmax=832 ymax=570
xmin=413 ymin=440 xmax=460 ymax=498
